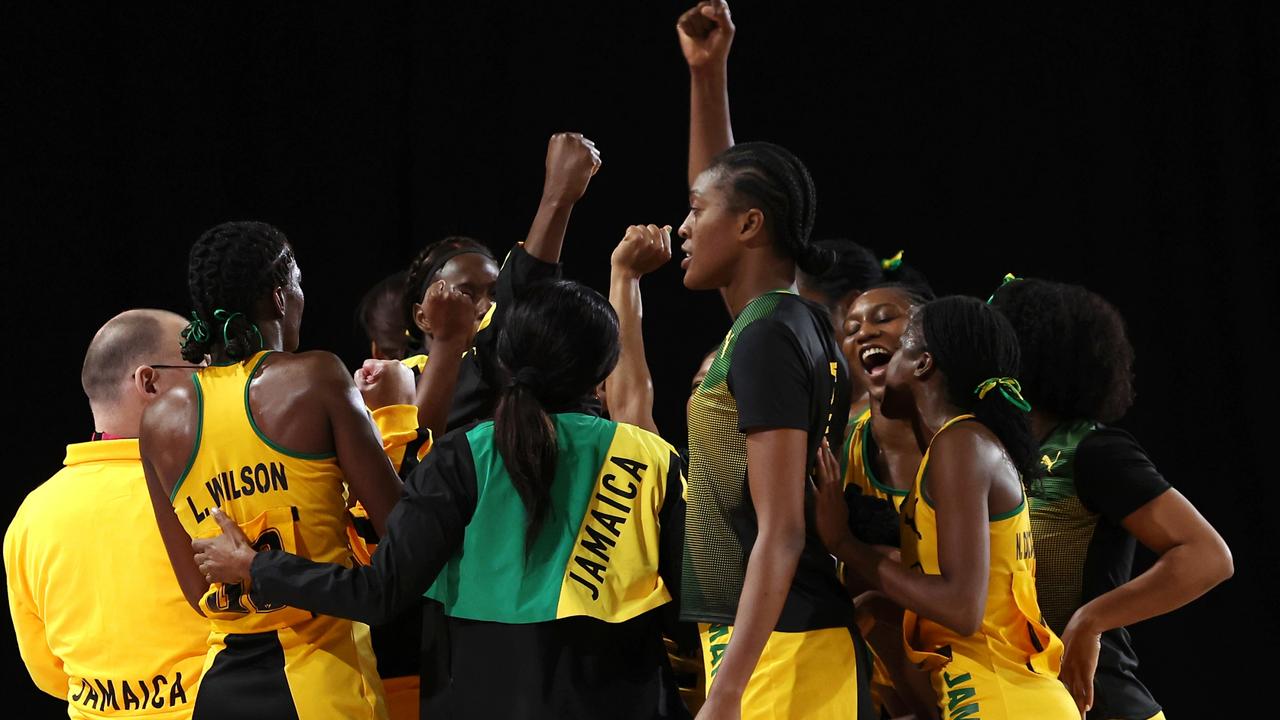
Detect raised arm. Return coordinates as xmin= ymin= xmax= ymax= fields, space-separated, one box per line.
xmin=407 ymin=281 xmax=479 ymax=439
xmin=523 ymin=133 xmax=602 ymax=264
xmin=678 ymin=0 xmax=736 ymax=186
xmin=814 ymin=433 xmax=993 ymax=637
xmin=604 ymin=224 xmax=672 ymax=433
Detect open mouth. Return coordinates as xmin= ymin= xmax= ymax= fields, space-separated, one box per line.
xmin=860 ymin=345 xmax=892 ymax=377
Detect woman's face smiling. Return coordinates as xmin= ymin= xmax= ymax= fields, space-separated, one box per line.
xmin=843 ymin=286 xmax=915 ymax=401
xmin=678 ymin=170 xmax=743 ymax=291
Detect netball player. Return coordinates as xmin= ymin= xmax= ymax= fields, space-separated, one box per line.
xmin=603 ymin=223 xmax=674 ymax=433
xmin=193 ymin=280 xmax=690 ymax=719
xmin=992 ymin=279 xmax=1232 ymax=718
xmin=356 ymin=271 xmax=410 ymax=361
xmin=814 ymin=296 xmax=1077 ymax=719
xmin=141 ymin=221 xmax=415 ymax=719
xmin=5 ymin=310 xmax=209 ymax=718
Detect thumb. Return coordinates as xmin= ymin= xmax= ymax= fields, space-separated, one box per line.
xmin=211 ymin=508 xmax=244 ymax=540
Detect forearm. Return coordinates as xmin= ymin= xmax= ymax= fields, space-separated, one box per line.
xmin=836 ymin=535 xmax=982 ymax=636
xmin=1070 ymin=539 xmax=1232 ymax=634
xmin=711 ymin=528 xmax=803 ymax=697
xmin=522 ymin=196 xmax=575 ymax=264
xmin=414 ymin=338 xmax=468 ymax=439
xmin=605 ymin=268 xmax=656 ymax=432
xmin=688 ymin=65 xmax=733 ymax=186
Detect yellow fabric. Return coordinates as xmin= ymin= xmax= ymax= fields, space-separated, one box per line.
xmin=555 ymin=423 xmax=681 ymax=621
xmin=843 ymin=408 xmax=910 ymax=512
xmin=401 ymin=354 xmax=428 ymax=374
xmin=4 ymin=439 xmax=207 ymax=718
xmin=370 ymin=404 xmax=424 ymax=474
xmin=381 ymin=676 xmax=421 ymax=720
xmin=698 ymin=623 xmax=859 ymax=719
xmin=899 ymin=415 xmax=1075 ymax=718
xmin=170 ymin=351 xmax=386 ymax=717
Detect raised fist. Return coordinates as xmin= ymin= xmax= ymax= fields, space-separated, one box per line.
xmin=423 ymin=280 xmax=480 ymax=347
xmin=542 ymin=132 xmax=602 ymax=205
xmin=612 ymin=224 xmax=673 ymax=278
xmin=354 ymin=358 xmax=416 ymax=410
xmin=677 ymin=0 xmax=735 ymax=70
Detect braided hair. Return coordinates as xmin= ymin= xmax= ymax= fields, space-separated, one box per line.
xmin=403 ymin=236 xmax=496 ymax=348
xmin=182 ymin=221 xmax=295 ymax=363
xmin=916 ymin=296 xmax=1042 ymax=481
xmin=706 ymin=142 xmax=833 ymax=275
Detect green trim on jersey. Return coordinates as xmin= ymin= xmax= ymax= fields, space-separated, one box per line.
xmin=862 ymin=417 xmax=909 ymax=498
xmin=426 ymin=413 xmax=618 ymax=622
xmin=697 ymin=290 xmax=792 ymax=392
xmin=168 ymin=373 xmax=205 ymax=503
xmin=242 ymin=352 xmax=335 ymax=461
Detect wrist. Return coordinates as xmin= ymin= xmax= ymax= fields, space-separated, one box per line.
xmin=429 ymin=334 xmax=471 ymax=352
xmin=610 ymin=264 xmax=644 ymax=281
xmin=689 ymin=62 xmax=728 ymax=81
xmin=1067 ymin=604 xmax=1104 ymax=636
xmin=537 ymin=192 xmax=575 ymax=210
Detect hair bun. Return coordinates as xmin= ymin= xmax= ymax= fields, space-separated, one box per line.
xmin=797 ymin=244 xmax=835 ymax=276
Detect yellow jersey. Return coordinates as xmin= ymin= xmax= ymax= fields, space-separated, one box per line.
xmin=169 ymin=351 xmax=354 ymax=633
xmin=5 ymin=439 xmax=207 ymax=719
xmin=899 ymin=415 xmax=1076 ymax=719
xmin=841 ymin=408 xmax=910 ymax=512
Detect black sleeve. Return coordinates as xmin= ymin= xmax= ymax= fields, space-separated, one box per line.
xmin=1074 ymin=427 xmax=1172 ymax=525
xmin=474 ymin=245 xmax=562 ymax=354
xmin=250 ymin=432 xmax=479 ymax=626
xmin=657 ymin=450 xmax=686 ymax=598
xmin=728 ymin=319 xmax=812 ymax=432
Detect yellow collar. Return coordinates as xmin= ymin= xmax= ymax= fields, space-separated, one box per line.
xmin=64 ymin=439 xmax=140 ymax=466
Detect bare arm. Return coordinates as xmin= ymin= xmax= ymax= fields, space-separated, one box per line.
xmin=410 ymin=281 xmax=479 ymax=438
xmin=814 ymin=434 xmax=993 ymax=637
xmin=700 ymin=428 xmax=807 ymax=715
xmin=1058 ymin=488 xmax=1233 ymax=712
xmin=523 ymin=133 xmax=601 ymax=264
xmin=678 ymin=0 xmax=736 ymax=186
xmin=605 ymin=224 xmax=672 ymax=433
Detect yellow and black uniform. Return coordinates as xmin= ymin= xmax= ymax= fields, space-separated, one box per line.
xmin=244 ymin=405 xmax=689 ymax=719
xmin=170 ymin=351 xmax=386 ymax=720
xmin=684 ymin=290 xmax=866 ymax=719
xmin=1030 ymin=420 xmax=1171 ymax=720
xmin=840 ymin=408 xmax=911 ymax=512
xmin=5 ymin=438 xmax=208 ymax=719
xmin=899 ymin=415 xmax=1076 ymax=720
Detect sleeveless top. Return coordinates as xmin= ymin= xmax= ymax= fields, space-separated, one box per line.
xmin=170 ymin=351 xmax=352 ymax=634
xmin=841 ymin=408 xmax=910 ymax=512
xmin=899 ymin=415 xmax=1062 ymax=676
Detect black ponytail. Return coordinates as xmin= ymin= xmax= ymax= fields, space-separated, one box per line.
xmin=707 ymin=141 xmax=830 ymax=274
xmin=493 ymin=281 xmax=620 ymax=552
xmin=918 ymin=296 xmax=1042 ymax=481
xmin=183 ymin=221 xmax=294 ymax=363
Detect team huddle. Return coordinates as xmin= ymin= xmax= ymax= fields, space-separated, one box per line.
xmin=4 ymin=2 xmax=1234 ymax=720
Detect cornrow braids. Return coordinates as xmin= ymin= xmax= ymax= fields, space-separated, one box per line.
xmin=403 ymin=236 xmax=495 ymax=346
xmin=183 ymin=221 xmax=295 ymax=363
xmin=707 ymin=141 xmax=833 ymax=275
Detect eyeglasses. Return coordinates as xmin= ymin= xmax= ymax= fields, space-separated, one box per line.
xmin=128 ymin=364 xmax=206 ymax=378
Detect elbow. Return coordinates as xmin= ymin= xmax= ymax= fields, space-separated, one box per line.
xmin=946 ymin=604 xmax=983 ymax=637
xmin=759 ymin=523 xmax=807 ymax=559
xmin=1210 ymin=536 xmax=1234 ymax=585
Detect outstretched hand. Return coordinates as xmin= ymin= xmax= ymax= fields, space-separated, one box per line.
xmin=543 ymin=132 xmax=602 ymax=205
xmin=612 ymin=224 xmax=673 ymax=278
xmin=677 ymin=0 xmax=735 ymax=70
xmin=810 ymin=438 xmax=855 ymax=559
xmin=1059 ymin=615 xmax=1100 ymax=717
xmin=355 ymin=358 xmax=416 ymax=410
xmin=192 ymin=508 xmax=256 ymax=585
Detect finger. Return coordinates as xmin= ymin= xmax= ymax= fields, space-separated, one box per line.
xmin=661 ymin=225 xmax=673 ymax=256
xmin=210 ymin=507 xmax=241 ymax=538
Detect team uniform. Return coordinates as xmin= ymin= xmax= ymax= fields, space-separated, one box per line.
xmin=840 ymin=408 xmax=910 ymax=513
xmin=899 ymin=415 xmax=1077 ymax=720
xmin=684 ymin=289 xmax=868 ymax=719
xmin=170 ymin=351 xmax=391 ymax=719
xmin=6 ymin=438 xmax=208 ymax=719
xmin=1030 ymin=420 xmax=1172 ymax=720
xmin=243 ymin=406 xmax=689 ymax=719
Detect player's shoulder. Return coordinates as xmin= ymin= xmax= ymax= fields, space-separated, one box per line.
xmin=262 ymin=350 xmax=353 ymax=390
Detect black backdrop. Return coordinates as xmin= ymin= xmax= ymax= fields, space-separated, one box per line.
xmin=4 ymin=2 xmax=1276 ymax=716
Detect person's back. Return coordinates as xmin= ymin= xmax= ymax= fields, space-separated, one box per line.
xmin=4 ymin=309 xmax=208 ymax=719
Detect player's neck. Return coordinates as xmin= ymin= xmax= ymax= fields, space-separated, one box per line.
xmin=723 ymin=255 xmax=795 ymax=318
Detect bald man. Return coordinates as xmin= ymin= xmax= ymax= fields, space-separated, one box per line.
xmin=4 ymin=310 xmax=210 ymax=718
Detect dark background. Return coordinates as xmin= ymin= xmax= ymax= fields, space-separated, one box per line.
xmin=4 ymin=2 xmax=1275 ymax=716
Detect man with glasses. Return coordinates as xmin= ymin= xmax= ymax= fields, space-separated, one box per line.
xmin=4 ymin=309 xmax=210 ymax=717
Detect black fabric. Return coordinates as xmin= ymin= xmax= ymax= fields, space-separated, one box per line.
xmin=422 ymin=611 xmax=689 ymax=720
xmin=445 ymin=246 xmax=561 ymax=432
xmin=191 ymin=632 xmax=299 ymax=720
xmin=721 ymin=294 xmax=854 ymax=632
xmin=1072 ymin=427 xmax=1172 ymax=719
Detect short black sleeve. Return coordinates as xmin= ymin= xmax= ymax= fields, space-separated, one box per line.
xmin=251 ymin=429 xmax=480 ymax=626
xmin=728 ymin=319 xmax=811 ymax=433
xmin=1074 ymin=427 xmax=1172 ymax=525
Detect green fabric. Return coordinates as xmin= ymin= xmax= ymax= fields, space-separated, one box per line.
xmin=698 ymin=290 xmax=789 ymax=391
xmin=1029 ymin=419 xmax=1097 ymax=506
xmin=425 ymin=413 xmax=618 ymax=623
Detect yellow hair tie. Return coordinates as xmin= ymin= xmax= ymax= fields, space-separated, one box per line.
xmin=974 ymin=377 xmax=1032 ymax=412
xmin=986 ymin=273 xmax=1021 ymax=303
xmin=880 ymin=250 xmax=904 ymax=272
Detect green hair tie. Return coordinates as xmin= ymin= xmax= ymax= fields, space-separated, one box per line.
xmin=212 ymin=308 xmax=264 ymax=350
xmin=880 ymin=250 xmax=904 ymax=272
xmin=986 ymin=273 xmax=1021 ymax=303
xmin=974 ymin=376 xmax=1032 ymax=413
xmin=180 ymin=312 xmax=210 ymax=351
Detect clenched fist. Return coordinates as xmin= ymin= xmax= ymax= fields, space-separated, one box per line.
xmin=542 ymin=132 xmax=602 ymax=205
xmin=612 ymin=224 xmax=673 ymax=279
xmin=677 ymin=0 xmax=735 ymax=70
